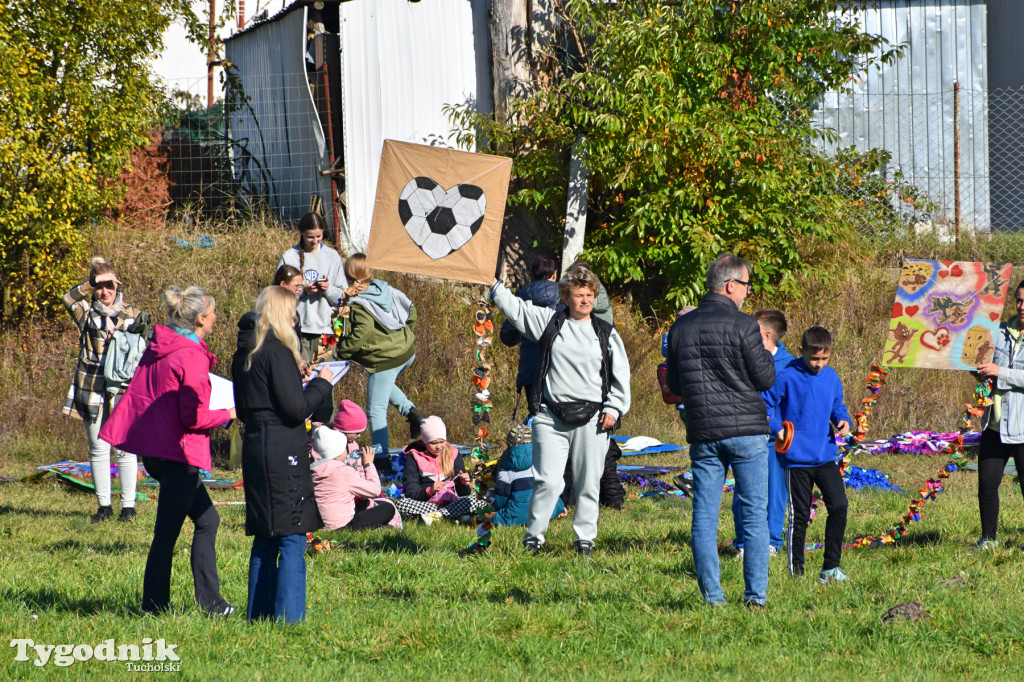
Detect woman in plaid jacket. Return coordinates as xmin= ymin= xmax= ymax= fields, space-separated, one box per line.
xmin=62 ymin=256 xmax=141 ymax=523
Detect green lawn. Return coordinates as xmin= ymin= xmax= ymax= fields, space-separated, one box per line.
xmin=2 ymin=451 xmax=1023 ymax=680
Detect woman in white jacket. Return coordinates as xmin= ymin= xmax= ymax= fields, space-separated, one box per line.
xmin=974 ymin=279 xmax=1024 ymax=551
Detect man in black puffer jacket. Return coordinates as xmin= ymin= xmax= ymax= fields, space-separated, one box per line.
xmin=666 ymin=253 xmax=775 ymax=608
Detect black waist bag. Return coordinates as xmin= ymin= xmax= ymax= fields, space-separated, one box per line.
xmin=545 ymin=400 xmax=602 ymax=426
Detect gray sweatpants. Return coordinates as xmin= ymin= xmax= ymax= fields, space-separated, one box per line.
xmin=525 ymin=407 xmax=610 ymax=545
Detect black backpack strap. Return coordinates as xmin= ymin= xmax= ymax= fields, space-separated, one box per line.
xmin=527 ymin=311 xmax=567 ymax=416
xmin=591 ymin=316 xmax=614 ymax=405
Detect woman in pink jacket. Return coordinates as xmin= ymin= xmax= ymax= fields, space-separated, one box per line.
xmin=100 ymin=285 xmax=235 ymax=616
xmin=310 ymin=400 xmax=398 ymax=530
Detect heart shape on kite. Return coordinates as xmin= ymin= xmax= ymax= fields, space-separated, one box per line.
xmin=905 ymin=305 xmax=919 ymax=317
xmin=920 ymin=327 xmax=951 ymax=351
xmin=398 ymin=177 xmax=487 ymax=260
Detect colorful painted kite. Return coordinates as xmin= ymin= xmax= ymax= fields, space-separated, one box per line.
xmin=365 ymin=140 xmax=512 ymax=285
xmin=883 ymin=259 xmax=1013 ymax=370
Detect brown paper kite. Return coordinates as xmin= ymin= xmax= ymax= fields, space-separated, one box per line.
xmin=366 ymin=140 xmax=512 ymax=285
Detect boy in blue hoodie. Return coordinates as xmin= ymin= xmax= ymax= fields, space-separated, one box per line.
xmin=733 ymin=309 xmax=795 ymax=558
xmin=767 ymin=326 xmax=852 ymax=583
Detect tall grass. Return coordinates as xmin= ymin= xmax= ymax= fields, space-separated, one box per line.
xmin=2 ymin=218 xmax=1016 ymax=474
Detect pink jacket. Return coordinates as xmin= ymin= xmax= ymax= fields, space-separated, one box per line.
xmin=311 ymin=454 xmax=382 ymax=530
xmin=100 ymin=325 xmax=231 ymax=470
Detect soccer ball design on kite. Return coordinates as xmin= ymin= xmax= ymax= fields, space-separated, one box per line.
xmin=398 ymin=176 xmax=487 ymax=260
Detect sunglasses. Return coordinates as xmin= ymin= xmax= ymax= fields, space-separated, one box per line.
xmin=728 ymin=279 xmax=753 ymax=293
xmin=94 ymin=282 xmax=117 ymax=291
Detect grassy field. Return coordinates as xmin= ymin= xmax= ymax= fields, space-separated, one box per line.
xmin=2 ymin=452 xmax=1024 ymax=679
xmin=2 ymin=221 xmax=1024 ymax=679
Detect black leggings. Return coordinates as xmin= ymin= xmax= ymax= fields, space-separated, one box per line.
xmin=978 ymin=429 xmax=1024 ymax=540
xmin=141 ymin=457 xmax=227 ymax=613
xmin=344 ymin=499 xmax=396 ymax=530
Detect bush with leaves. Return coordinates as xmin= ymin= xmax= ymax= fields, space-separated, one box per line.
xmin=0 ymin=0 xmax=211 ymax=321
xmin=452 ymin=0 xmax=916 ymax=309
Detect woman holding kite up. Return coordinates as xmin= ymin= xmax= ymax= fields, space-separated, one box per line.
xmin=490 ymin=263 xmax=631 ymax=556
xmin=333 ymin=253 xmax=424 ymax=455
xmin=974 ymin=280 xmax=1024 ymax=552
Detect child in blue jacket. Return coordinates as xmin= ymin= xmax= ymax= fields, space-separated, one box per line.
xmin=492 ymin=434 xmax=565 ymax=526
xmin=767 ymin=326 xmax=852 ymax=583
xmin=733 ymin=309 xmax=794 ymax=558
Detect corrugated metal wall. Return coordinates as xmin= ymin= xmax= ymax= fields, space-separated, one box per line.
xmin=339 ymin=0 xmax=493 ymax=251
xmin=815 ymin=1 xmax=989 ymax=231
xmin=225 ymin=7 xmax=336 ymax=232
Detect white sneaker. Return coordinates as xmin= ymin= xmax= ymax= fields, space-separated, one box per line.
xmin=769 ymin=546 xmax=779 ymax=557
xmin=735 ymin=547 xmax=744 ymax=561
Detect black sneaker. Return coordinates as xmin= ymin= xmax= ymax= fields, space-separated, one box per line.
xmin=522 ymin=538 xmax=541 ymax=556
xmin=90 ymin=506 xmax=113 ymax=524
xmin=574 ymin=539 xmax=594 ymax=557
xmin=673 ymin=473 xmax=694 ymax=497
xmin=118 ymin=507 xmax=137 ymax=522
xmin=407 ymin=408 xmax=424 ymax=439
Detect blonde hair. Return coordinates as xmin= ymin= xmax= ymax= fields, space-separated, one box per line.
xmin=163 ymin=286 xmax=214 ymax=330
xmin=557 ymin=264 xmax=600 ymax=304
xmin=246 ymin=286 xmax=303 ymax=371
xmin=345 ymin=253 xmax=372 ymax=283
xmin=439 ymin=445 xmax=455 ymax=479
xmin=88 ymin=256 xmax=118 ymax=287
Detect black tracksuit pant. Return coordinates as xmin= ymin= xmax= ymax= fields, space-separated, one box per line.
xmin=786 ymin=461 xmax=848 ymax=576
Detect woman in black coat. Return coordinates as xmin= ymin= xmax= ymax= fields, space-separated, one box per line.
xmin=232 ymin=286 xmax=334 ymax=624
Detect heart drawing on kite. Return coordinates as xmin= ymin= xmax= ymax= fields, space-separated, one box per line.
xmin=398 ymin=177 xmax=487 ymax=260
xmin=920 ymin=327 xmax=951 ymax=351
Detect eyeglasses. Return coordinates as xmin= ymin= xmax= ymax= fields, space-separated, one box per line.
xmin=94 ymin=282 xmax=117 ymax=291
xmin=728 ymin=279 xmax=753 ymax=293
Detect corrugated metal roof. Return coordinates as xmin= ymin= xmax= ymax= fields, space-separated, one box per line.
xmin=225 ymin=0 xmax=345 ymax=42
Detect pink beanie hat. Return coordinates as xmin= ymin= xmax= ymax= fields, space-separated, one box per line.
xmin=419 ymin=416 xmax=447 ymax=443
xmin=333 ymin=399 xmax=368 ymax=433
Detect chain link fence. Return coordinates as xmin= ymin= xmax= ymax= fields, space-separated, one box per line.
xmin=145 ymin=78 xmax=1024 ymax=262
xmin=813 ymin=87 xmax=1024 ymax=262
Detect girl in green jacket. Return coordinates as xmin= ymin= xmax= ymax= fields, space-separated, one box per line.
xmin=334 ymin=254 xmax=423 ymax=454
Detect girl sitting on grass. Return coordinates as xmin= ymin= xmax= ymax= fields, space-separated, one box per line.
xmin=394 ymin=416 xmax=489 ymax=524
xmin=310 ymin=400 xmax=401 ymax=531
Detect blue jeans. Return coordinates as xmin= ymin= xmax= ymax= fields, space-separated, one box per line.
xmin=367 ymin=355 xmax=416 ymax=454
xmin=247 ymin=534 xmax=307 ymax=624
xmin=690 ymin=435 xmax=769 ymax=605
xmin=733 ymin=443 xmax=786 ymax=550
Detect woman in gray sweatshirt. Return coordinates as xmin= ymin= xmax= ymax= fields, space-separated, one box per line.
xmin=491 ymin=264 xmax=630 ymax=556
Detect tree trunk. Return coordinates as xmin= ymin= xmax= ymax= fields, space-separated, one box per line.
xmin=489 ymin=0 xmax=531 ymax=126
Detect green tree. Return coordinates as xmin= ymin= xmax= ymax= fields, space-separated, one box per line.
xmin=0 ymin=0 xmax=209 ymax=319
xmin=453 ymin=0 xmax=907 ymax=308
